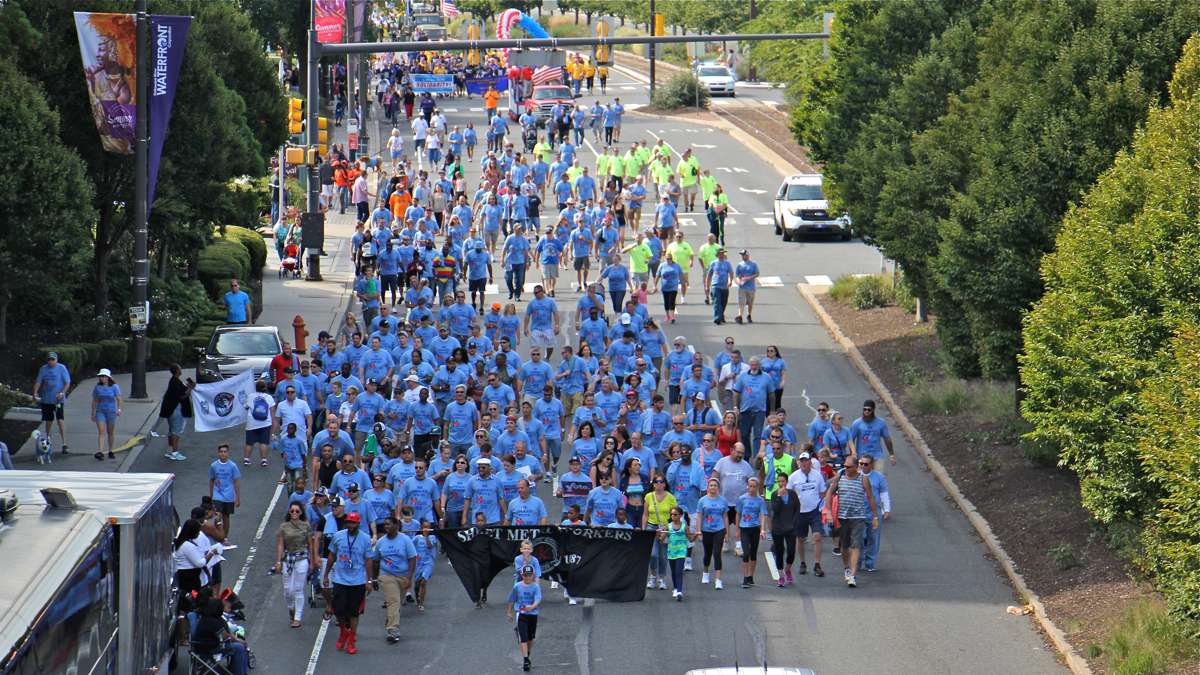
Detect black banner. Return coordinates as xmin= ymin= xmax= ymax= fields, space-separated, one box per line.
xmin=435 ymin=526 xmax=656 ymax=603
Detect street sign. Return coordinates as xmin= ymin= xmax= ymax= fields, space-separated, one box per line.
xmin=128 ymin=302 xmax=149 ymax=333
xmin=348 ymin=118 xmax=359 ymax=151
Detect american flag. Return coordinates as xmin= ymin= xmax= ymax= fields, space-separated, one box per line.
xmin=441 ymin=0 xmax=459 ymax=17
xmin=531 ymin=66 xmax=562 ymax=86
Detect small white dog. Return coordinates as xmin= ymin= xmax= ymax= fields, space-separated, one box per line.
xmin=32 ymin=430 xmax=53 ymax=464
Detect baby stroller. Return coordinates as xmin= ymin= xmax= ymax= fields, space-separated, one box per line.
xmin=523 ymin=126 xmax=537 ymax=154
xmin=279 ymin=240 xmax=303 ymax=278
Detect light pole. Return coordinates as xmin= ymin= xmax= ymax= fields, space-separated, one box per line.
xmin=131 ymin=0 xmax=150 ymax=399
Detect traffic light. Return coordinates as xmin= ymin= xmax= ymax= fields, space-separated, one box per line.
xmin=594 ymin=19 xmax=611 ymax=65
xmin=317 ymin=117 xmax=329 ymax=156
xmin=285 ymin=146 xmax=306 ymax=165
xmin=288 ymin=97 xmax=304 ymax=135
xmin=653 ymin=14 xmax=665 ymax=37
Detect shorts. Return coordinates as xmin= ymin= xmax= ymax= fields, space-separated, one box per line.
xmin=469 ymin=277 xmax=487 ymax=293
xmin=542 ymin=264 xmax=559 ymax=280
xmin=795 ymin=508 xmax=823 ymax=539
xmin=682 ymin=184 xmax=698 ymax=197
xmin=414 ymin=138 xmax=426 ymax=151
xmin=515 ymin=614 xmax=538 ymax=643
xmin=245 ymin=426 xmax=270 ymax=445
xmin=726 ymin=506 xmax=738 ymax=526
xmin=209 ymin=560 xmax=223 ymax=587
xmin=41 ymin=403 xmax=64 ymax=421
xmin=573 ymin=257 xmax=590 ymax=271
xmin=331 ymin=583 xmax=367 ymax=620
xmin=415 ymin=561 xmax=433 ymax=581
xmin=168 ymin=408 xmax=187 ymax=436
xmin=738 ymin=288 xmax=756 ymax=304
xmin=213 ymin=500 xmax=235 ymax=516
xmin=837 ymin=519 xmax=866 ymax=551
xmin=321 ymin=184 xmax=334 ymax=198
xmin=95 ymin=409 xmax=117 ymax=426
xmin=530 ymin=329 xmax=556 ymax=350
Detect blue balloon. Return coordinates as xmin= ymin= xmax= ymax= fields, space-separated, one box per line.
xmin=516 ymin=14 xmax=549 ymax=39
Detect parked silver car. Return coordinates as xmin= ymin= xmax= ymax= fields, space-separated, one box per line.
xmin=195 ymin=325 xmax=281 ymax=383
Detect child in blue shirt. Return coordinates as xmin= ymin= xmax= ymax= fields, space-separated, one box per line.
xmin=507 ymin=565 xmax=543 ymax=672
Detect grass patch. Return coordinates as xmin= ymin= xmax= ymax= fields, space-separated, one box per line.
xmin=1103 ymin=601 xmax=1200 ymax=674
xmin=908 ymin=379 xmax=971 ymax=416
xmin=1047 ymin=542 xmax=1082 ymax=570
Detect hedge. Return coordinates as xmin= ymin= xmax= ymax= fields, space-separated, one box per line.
xmin=197 ymin=239 xmax=252 ymax=298
xmin=79 ymin=342 xmax=102 ymax=368
xmin=219 ymin=225 xmax=268 ymax=278
xmin=98 ymin=339 xmax=128 ymax=366
xmin=0 ymin=382 xmax=36 ymax=419
xmin=181 ymin=335 xmax=210 ymax=358
xmin=150 ymin=338 xmax=183 ymax=366
xmin=36 ymin=345 xmax=87 ymax=379
xmin=649 ymin=72 xmax=710 ymax=111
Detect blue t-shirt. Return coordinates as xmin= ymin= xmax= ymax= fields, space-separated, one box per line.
xmin=657 ymin=262 xmax=682 ymax=292
xmin=278 ymin=434 xmax=308 ymax=470
xmin=362 ymin=488 xmax=397 ymax=524
xmin=328 ymin=529 xmax=375 ymax=586
xmin=736 ymin=494 xmax=768 ymax=528
xmin=399 ymin=476 xmax=441 ymax=523
xmin=585 ymin=486 xmax=625 ymax=527
xmin=736 ymin=260 xmax=760 ymax=290
xmin=733 ymin=371 xmax=773 ymax=413
xmin=525 ymin=296 xmax=557 ymax=331
xmin=443 ymin=472 xmax=472 ymax=513
xmin=373 ymin=533 xmax=417 ymax=577
xmin=506 ymin=495 xmax=548 ymax=526
xmin=443 ymin=400 xmax=480 ymax=445
xmin=35 ymin=363 xmax=71 ymax=404
xmin=708 ymin=259 xmax=734 ymax=288
xmin=465 ymin=475 xmax=504 ymax=523
xmin=224 ymin=290 xmax=252 ymax=323
xmin=601 ymin=263 xmax=629 ymax=292
xmin=208 ymin=459 xmax=241 ymax=502
xmin=92 ymin=383 xmax=121 ymax=413
xmin=851 ymin=416 xmax=892 ymax=460
xmin=508 ymin=580 xmax=543 ymax=616
xmin=696 ymin=495 xmax=730 ymax=532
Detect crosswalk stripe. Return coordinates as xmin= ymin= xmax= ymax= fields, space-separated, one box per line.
xmin=758 ymin=276 xmax=783 ymax=288
xmin=805 ymin=275 xmax=834 ymax=286
xmin=753 ymin=217 xmax=773 ymax=225
xmin=485 ymin=282 xmax=542 ymax=294
xmin=469 ymin=107 xmax=483 ymax=112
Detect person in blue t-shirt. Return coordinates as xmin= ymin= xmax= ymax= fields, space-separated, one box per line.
xmin=370 ymin=517 xmax=416 ymax=642
xmin=706 ymin=247 xmax=734 ymax=325
xmin=585 ymin=470 xmax=626 ymax=527
xmin=735 ymin=477 xmax=768 ymax=588
xmin=694 ymin=477 xmax=729 ymax=589
xmin=208 ymin=444 xmax=242 ymax=533
xmin=222 ymin=279 xmax=253 ymax=324
xmin=850 ymin=399 xmax=896 ymax=470
xmin=322 ymin=511 xmax=375 ymax=652
xmin=734 ymin=249 xmax=760 ymax=324
xmin=34 ymin=352 xmax=71 ymax=451
xmin=507 ymin=565 xmax=542 ymax=671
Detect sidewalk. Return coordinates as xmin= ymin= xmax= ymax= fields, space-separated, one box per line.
xmin=6 ymin=209 xmax=359 ymax=472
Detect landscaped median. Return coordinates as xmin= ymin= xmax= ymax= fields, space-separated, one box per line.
xmin=799 ymin=277 xmax=1199 ymax=674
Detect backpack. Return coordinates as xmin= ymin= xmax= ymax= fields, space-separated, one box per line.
xmin=251 ymin=396 xmax=270 ymax=422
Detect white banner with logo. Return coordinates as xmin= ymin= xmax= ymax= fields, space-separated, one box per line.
xmin=190 ymin=369 xmax=255 ymax=432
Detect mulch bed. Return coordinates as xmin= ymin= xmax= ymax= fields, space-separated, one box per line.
xmin=816 ymin=295 xmax=1166 ymax=672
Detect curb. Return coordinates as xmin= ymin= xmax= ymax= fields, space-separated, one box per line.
xmin=795 ymin=282 xmax=1091 ymax=675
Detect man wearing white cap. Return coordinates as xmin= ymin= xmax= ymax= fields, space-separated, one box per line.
xmin=464 ymin=457 xmax=506 ymax=526
xmin=787 ymin=452 xmax=827 ymax=580
xmin=401 ymin=373 xmax=425 ymax=404
xmin=685 ymin=390 xmax=720 ymax=437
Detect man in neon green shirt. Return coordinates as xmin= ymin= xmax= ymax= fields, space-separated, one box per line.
xmin=708 ymin=184 xmax=730 ymax=246
xmin=665 ymin=230 xmax=696 ymax=303
xmin=622 ymin=233 xmax=654 ymax=286
xmin=595 ymin=151 xmax=609 ymax=180
xmin=676 ymin=149 xmax=702 ymax=212
xmin=534 ymin=138 xmax=554 ymax=165
xmin=623 ymin=142 xmax=643 ymax=182
xmin=651 ymin=156 xmax=674 ymax=201
xmin=566 ymin=159 xmax=584 ymax=184
xmin=635 ymin=141 xmax=652 ymax=180
xmin=606 ymin=148 xmax=623 ymax=187
xmin=699 ymin=169 xmax=718 ymax=208
xmin=697 ymin=233 xmax=721 ymax=304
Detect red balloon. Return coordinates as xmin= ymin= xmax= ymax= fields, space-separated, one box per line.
xmin=508 ymin=66 xmax=521 ymax=79
xmin=521 ymin=66 xmax=533 ymax=80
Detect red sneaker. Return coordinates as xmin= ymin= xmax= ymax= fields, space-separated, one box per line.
xmin=346 ymin=630 xmax=358 ymax=655
xmin=335 ymin=626 xmax=348 ymax=651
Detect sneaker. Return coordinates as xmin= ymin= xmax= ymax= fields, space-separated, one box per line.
xmin=543 ymin=474 xmax=554 ymax=484
xmin=243 ymin=458 xmax=251 ymax=465
xmin=704 ymin=298 xmax=711 ymax=305
xmin=647 ymin=576 xmax=655 ymax=589
xmin=671 ymin=589 xmax=680 ymax=599
xmin=786 ymin=569 xmax=794 ymax=585
xmin=261 ymin=458 xmax=269 ymax=467
xmin=865 ymin=566 xmax=877 ymax=572
xmin=657 ymin=578 xmax=667 ymax=590
xmin=107 ymin=451 xmax=115 ymax=460
xmin=777 ymin=578 xmax=786 ymax=588
xmin=843 ymin=568 xmax=852 ymax=580
xmin=847 ymin=575 xmax=857 ymax=588
xmin=676 ymin=591 xmax=684 ymax=601
xmin=523 ymin=656 xmax=531 ymax=672
xmin=684 ymin=558 xmax=693 ymax=571
xmin=701 ymin=572 xmax=710 ymax=584
xmin=679 ymin=296 xmax=686 ymax=304
xmin=741 ymin=579 xmax=750 ymax=589
xmin=714 ymin=579 xmax=724 ymax=590
xmin=735 ymin=316 xmax=743 ymax=324
xmin=735 ymin=542 xmax=743 ymax=557
xmin=813 ymin=564 xmax=825 ymax=578
xmin=149 ymin=430 xmax=162 ymax=438
xmin=568 ymin=597 xmax=578 ymax=605
xmin=797 ymin=562 xmax=807 ymax=575
xmin=832 ymin=546 xmax=841 ymax=556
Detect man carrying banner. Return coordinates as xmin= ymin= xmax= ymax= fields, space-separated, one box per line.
xmin=507 ymin=564 xmax=542 ymax=672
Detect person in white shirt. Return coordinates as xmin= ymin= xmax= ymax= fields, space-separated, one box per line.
xmin=717 ymin=349 xmax=749 ymax=414
xmin=786 ymin=452 xmax=828 ymax=577
xmin=244 ymin=379 xmax=276 ymax=466
xmin=274 ymin=384 xmax=314 ymax=443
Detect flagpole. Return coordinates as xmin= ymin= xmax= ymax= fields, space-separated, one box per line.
xmin=131 ymin=0 xmax=149 ymax=399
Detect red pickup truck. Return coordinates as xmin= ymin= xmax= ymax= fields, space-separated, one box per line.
xmin=514 ymin=84 xmax=574 ymax=123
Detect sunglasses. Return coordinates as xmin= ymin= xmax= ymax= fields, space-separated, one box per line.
xmin=858 ymin=461 xmax=871 ymax=467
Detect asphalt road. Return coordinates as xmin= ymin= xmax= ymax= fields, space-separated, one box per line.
xmin=143 ymin=64 xmax=1065 ymax=675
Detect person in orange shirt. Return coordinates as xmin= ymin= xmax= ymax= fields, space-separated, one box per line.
xmin=390 ymin=188 xmax=411 ymax=221
xmin=484 ymin=85 xmax=500 ymax=123
xmin=334 ymin=161 xmax=352 ymax=214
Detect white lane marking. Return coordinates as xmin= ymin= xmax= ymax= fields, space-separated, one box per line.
xmin=442 ymin=107 xmax=459 ymax=112
xmin=232 ymin=481 xmax=284 ymax=595
xmin=469 ymin=107 xmax=483 ymax=112
xmin=764 ymin=544 xmax=780 ymax=581
xmin=485 ymin=282 xmax=542 ymax=294
xmin=305 ymin=618 xmax=332 ymax=675
xmin=620 ymin=85 xmax=638 ymax=91
xmin=692 ymin=143 xmax=716 ymax=149
xmin=805 ymin=275 xmax=833 ymax=286
xmin=678 ymin=217 xmax=697 ymax=228
xmin=724 ymin=217 xmax=737 ymax=225
xmin=753 ymin=217 xmax=773 ymax=225
xmin=799 ymin=388 xmax=818 ymax=415
xmin=739 ymin=187 xmax=767 ymax=195
xmin=731 ymin=167 xmax=749 ymax=173
xmin=758 ymin=276 xmax=783 ymax=288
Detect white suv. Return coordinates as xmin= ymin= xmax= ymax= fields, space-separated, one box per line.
xmin=772 ymin=174 xmax=851 ymax=241
xmin=695 ymin=64 xmax=736 ymax=97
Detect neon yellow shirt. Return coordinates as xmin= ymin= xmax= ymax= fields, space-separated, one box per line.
xmin=698 ymin=242 xmax=720 ymax=270
xmin=623 ymin=151 xmax=642 ymax=178
xmin=567 ymin=166 xmax=583 ymax=184
xmin=596 ymin=154 xmax=609 ymax=177
xmin=666 ymin=241 xmax=694 ymax=270
xmin=636 ymin=146 xmax=652 ymax=166
xmin=677 ymin=157 xmax=701 ymax=187
xmin=699 ymin=174 xmax=717 ymax=200
xmin=534 ymin=142 xmax=554 ymax=164
xmin=607 ymin=155 xmax=623 ymax=177
xmin=652 ymin=161 xmax=674 ymax=186
xmin=711 ymin=192 xmax=729 ymax=209
xmin=628 ymin=244 xmax=652 ymax=274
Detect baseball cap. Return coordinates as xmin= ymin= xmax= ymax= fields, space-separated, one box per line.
xmin=330 ymin=496 xmax=344 ymax=507
xmin=314 ymin=486 xmax=329 ymax=498
xmin=345 ymin=512 xmax=362 ymax=523
xmin=47 ymin=351 xmax=59 ymax=361
xmin=626 ymin=389 xmax=638 ymax=397
xmin=97 ymin=368 xmax=112 ymax=378
xmin=367 ymin=378 xmax=379 ymax=385
xmin=692 ymin=391 xmax=706 ymax=400
xmin=406 ymin=374 xmax=420 ymax=382
xmin=620 ymin=313 xmax=632 ymax=325
xmin=475 ymin=241 xmax=485 ymax=250
xmin=520 ymin=565 xmax=536 ymax=576
xmin=491 ymin=302 xmax=502 ymax=311
xmin=347 ymin=483 xmax=360 ymax=492
xmin=799 ymin=452 xmax=812 ymax=460
xmin=862 ymin=399 xmax=876 ymax=410
xmin=739 ymin=249 xmax=749 ymax=255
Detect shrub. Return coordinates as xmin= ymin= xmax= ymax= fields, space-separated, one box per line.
xmin=0 ymin=382 xmax=37 ymax=419
xmin=1047 ymin=543 xmax=1081 ymax=570
xmin=149 ymin=338 xmax=183 ymax=367
xmin=149 ymin=275 xmax=212 ymax=339
xmin=98 ymin=339 xmax=128 ymax=366
xmin=907 ymin=379 xmax=970 ymax=416
xmin=1102 ymin=601 xmax=1199 ymax=674
xmin=219 ymin=225 xmax=268 ymax=278
xmin=36 ymin=345 xmax=86 ymax=379
xmin=197 ymin=239 xmax=252 ymax=298
xmin=78 ymin=342 xmax=102 ymax=369
xmin=650 ymin=72 xmax=710 ymax=110
xmin=852 ymin=276 xmax=892 ymax=310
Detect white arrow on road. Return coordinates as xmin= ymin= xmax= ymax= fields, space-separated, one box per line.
xmin=691 ymin=143 xmax=717 ymax=149
xmin=739 ymin=187 xmax=767 ymax=194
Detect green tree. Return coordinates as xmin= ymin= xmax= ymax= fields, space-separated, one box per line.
xmin=0 ymin=57 xmax=95 ymax=344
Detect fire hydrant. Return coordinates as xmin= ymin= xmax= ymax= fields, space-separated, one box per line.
xmin=292 ymin=315 xmax=309 ymax=352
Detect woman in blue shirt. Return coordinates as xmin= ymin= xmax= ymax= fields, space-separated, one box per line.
xmin=571 ymin=421 xmax=600 ymax=466
xmin=654 ymin=254 xmax=683 ymax=324
xmin=498 ymin=304 xmax=521 ymax=347
xmin=637 ymin=319 xmax=668 ymax=376
xmin=735 ymin=477 xmax=768 ymax=588
xmin=760 ymin=345 xmax=787 ymax=413
xmin=694 ymin=477 xmax=729 ymax=589
xmin=440 ymin=455 xmax=472 ymax=529
xmin=821 ymin=412 xmax=853 ymax=466
xmin=91 ymin=368 xmax=122 ymax=461
xmin=599 ymin=256 xmax=630 ymax=314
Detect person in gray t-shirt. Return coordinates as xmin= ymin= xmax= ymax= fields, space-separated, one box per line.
xmin=712 ymin=442 xmax=754 ymax=554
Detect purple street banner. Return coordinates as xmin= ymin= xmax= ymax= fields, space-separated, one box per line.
xmin=466 ymin=76 xmax=508 ymax=96
xmin=147 ymin=15 xmax=190 ymax=215
xmin=74 ymin=12 xmax=137 ymax=155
